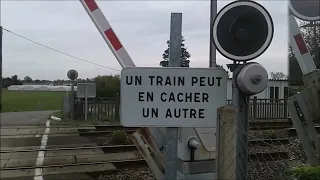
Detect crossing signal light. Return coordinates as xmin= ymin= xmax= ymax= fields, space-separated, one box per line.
xmin=212 ymin=0 xmax=274 ymax=61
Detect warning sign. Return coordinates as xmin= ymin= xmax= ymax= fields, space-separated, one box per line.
xmin=120 ymin=67 xmax=227 ymax=127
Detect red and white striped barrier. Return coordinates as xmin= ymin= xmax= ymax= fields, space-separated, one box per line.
xmin=288 ymin=14 xmax=317 ymax=75
xmin=79 ymin=1 xmax=165 ymax=177
xmin=80 ymin=0 xmax=135 ymax=68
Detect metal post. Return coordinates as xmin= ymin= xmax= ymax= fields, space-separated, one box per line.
xmin=165 ymin=13 xmax=182 ymax=180
xmin=209 ymin=0 xmax=217 ymax=67
xmin=231 ymin=65 xmax=249 ymax=180
xmin=71 ymin=81 xmax=75 ymax=120
xmin=0 ymin=26 xmax=3 ymax=114
xmin=85 ymin=83 xmax=88 ymax=121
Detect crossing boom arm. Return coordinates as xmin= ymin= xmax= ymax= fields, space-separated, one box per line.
xmin=288 ymin=13 xmax=320 ymax=165
xmin=79 ymin=1 xmax=165 ymax=178
xmin=80 ymin=0 xmax=135 ymax=68
xmin=288 ymin=14 xmax=317 ymax=75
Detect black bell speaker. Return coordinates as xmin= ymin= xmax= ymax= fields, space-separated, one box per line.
xmin=67 ymin=69 xmax=78 ymax=81
xmin=212 ymin=0 xmax=274 ymax=61
xmin=289 ymin=0 xmax=320 ymax=21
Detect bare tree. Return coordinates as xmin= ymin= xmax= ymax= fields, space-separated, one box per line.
xmin=270 ymin=72 xmax=286 ymax=80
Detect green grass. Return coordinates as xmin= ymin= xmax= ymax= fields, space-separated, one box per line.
xmin=2 ymin=88 xmax=67 ymax=112
xmin=290 ymin=165 xmax=320 ymax=180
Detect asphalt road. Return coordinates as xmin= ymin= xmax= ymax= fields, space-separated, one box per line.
xmin=0 ymin=110 xmax=112 ymax=180
xmin=0 ymin=111 xmax=55 ymax=126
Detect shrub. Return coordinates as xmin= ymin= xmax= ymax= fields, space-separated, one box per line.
xmin=265 ymin=129 xmax=277 ymax=138
xmin=291 ymin=165 xmax=320 ymax=180
xmin=109 ymin=130 xmax=128 ymax=144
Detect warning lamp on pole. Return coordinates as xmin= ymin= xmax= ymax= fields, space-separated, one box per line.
xmin=211 ymin=0 xmax=274 ymax=62
xmin=212 ymin=2 xmax=275 ymax=180
xmin=288 ymin=0 xmax=320 ymax=21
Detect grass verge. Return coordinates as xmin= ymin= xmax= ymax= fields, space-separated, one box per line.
xmin=2 ymin=88 xmax=66 ymax=112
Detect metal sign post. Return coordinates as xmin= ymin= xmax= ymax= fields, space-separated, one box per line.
xmin=67 ymin=69 xmax=78 ymax=120
xmin=71 ymin=81 xmax=75 ymax=120
xmin=165 ymin=13 xmax=182 ymax=180
xmin=0 ymin=26 xmax=3 ymax=114
xmin=209 ymin=0 xmax=217 ymax=68
xmin=84 ymin=83 xmax=88 ymax=121
xmin=230 ymin=64 xmax=249 ymax=180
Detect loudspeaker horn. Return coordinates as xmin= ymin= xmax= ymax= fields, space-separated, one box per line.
xmin=212 ymin=0 xmax=274 ymax=61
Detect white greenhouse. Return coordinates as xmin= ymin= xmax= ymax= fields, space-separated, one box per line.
xmin=7 ymin=85 xmax=77 ymax=92
xmin=7 ymin=85 xmax=23 ymax=91
xmin=21 ymin=85 xmax=36 ymax=91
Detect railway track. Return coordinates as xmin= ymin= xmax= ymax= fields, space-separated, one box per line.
xmin=0 ymin=125 xmax=145 ymax=179
xmin=1 ymin=120 xmax=306 ymax=179
xmin=0 ymin=144 xmax=137 ymax=153
xmin=1 ymin=159 xmax=147 ymax=171
xmin=0 ymin=143 xmax=147 ymax=179
xmin=1 ymin=142 xmax=290 ymax=161
xmin=249 ymin=120 xmax=293 ymax=130
xmin=1 ymin=120 xmax=293 ymax=130
xmin=73 ymin=123 xmax=294 ymax=163
xmin=288 ymin=126 xmax=320 ymax=137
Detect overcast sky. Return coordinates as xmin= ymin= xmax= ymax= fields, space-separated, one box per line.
xmin=1 ymin=0 xmax=288 ymax=80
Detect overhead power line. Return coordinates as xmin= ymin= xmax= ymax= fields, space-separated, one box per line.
xmin=2 ymin=27 xmax=120 ymax=71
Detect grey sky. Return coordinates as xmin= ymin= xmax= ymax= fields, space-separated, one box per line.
xmin=1 ymin=0 xmax=288 ymax=80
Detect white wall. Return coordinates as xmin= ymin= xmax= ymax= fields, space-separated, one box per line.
xmin=227 ymin=79 xmax=288 ymax=100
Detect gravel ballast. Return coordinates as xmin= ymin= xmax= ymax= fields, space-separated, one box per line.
xmin=98 ymin=167 xmax=156 ymax=180
xmin=97 ymin=128 xmax=309 ymax=180
xmin=247 ymin=128 xmax=308 ymax=180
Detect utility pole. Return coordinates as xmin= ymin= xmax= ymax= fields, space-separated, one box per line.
xmin=165 ymin=13 xmax=182 ymax=180
xmin=209 ymin=0 xmax=217 ymax=67
xmin=0 ymin=26 xmax=3 ymax=113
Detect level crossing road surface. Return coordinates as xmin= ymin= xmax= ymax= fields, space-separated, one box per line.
xmin=0 ymin=111 xmax=143 ymax=180
xmin=1 ymin=111 xmax=56 ymax=126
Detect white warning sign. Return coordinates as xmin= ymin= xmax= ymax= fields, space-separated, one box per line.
xmin=120 ymin=67 xmax=227 ymax=127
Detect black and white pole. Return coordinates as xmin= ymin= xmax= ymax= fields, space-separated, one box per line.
xmin=212 ymin=1 xmax=274 ymax=180
xmin=165 ymin=13 xmax=182 ymax=180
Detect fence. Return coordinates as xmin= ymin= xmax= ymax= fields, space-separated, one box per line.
xmin=227 ymin=97 xmax=288 ymax=120
xmin=217 ymin=106 xmax=305 ymax=180
xmin=73 ymin=96 xmax=120 ymax=122
xmin=71 ymin=96 xmax=288 ymax=121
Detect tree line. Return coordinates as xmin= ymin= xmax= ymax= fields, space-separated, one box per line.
xmin=2 ymin=75 xmax=23 ymax=88
xmin=6 ymin=29 xmax=308 ymax=97
xmin=1 ymin=74 xmax=120 ymax=97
